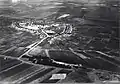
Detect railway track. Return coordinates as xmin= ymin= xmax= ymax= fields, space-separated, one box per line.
xmin=18 ymin=37 xmax=49 ymax=59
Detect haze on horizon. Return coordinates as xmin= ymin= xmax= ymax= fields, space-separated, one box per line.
xmin=0 ymin=0 xmax=101 ymax=5
xmin=12 ymin=0 xmax=27 ymax=3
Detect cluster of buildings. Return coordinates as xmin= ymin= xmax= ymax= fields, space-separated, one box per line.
xmin=11 ymin=20 xmax=73 ymax=41
xmin=11 ymin=21 xmax=60 ymax=38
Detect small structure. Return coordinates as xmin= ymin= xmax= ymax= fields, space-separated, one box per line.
xmin=57 ymin=14 xmax=70 ymax=19
xmin=50 ymin=74 xmax=66 ymax=80
xmin=45 ymin=30 xmax=55 ymax=35
xmin=19 ymin=22 xmax=39 ymax=31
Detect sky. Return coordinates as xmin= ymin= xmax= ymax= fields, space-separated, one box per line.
xmin=12 ymin=0 xmax=20 ymax=3
xmin=12 ymin=0 xmax=27 ymax=3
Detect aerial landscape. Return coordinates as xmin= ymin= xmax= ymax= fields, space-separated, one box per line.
xmin=0 ymin=0 xmax=119 ymax=83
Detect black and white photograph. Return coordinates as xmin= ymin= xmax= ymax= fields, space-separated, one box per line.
xmin=0 ymin=0 xmax=119 ymax=84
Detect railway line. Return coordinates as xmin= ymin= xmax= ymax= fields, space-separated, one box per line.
xmin=18 ymin=37 xmax=49 ymax=59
